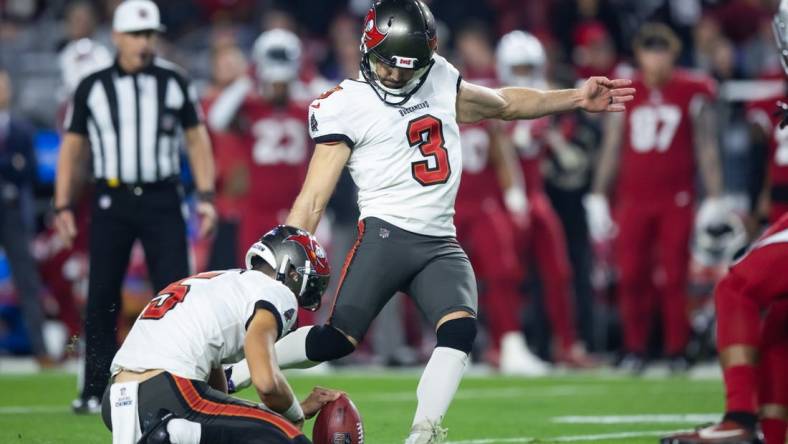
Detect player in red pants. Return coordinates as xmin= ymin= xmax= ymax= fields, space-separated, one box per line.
xmin=497 ymin=30 xmax=594 ymax=366
xmin=758 ymin=301 xmax=788 ymax=444
xmin=661 ymin=214 xmax=788 ymax=443
xmin=586 ymin=24 xmax=724 ymax=372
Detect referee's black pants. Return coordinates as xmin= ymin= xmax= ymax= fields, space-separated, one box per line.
xmin=81 ymin=181 xmax=190 ymax=401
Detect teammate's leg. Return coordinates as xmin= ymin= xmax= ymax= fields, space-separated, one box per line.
xmin=656 ymin=203 xmax=693 ymax=361
xmin=407 ymin=244 xmax=477 ymax=441
xmin=758 ymin=302 xmax=788 ymax=444
xmin=615 ymin=203 xmax=656 ymax=363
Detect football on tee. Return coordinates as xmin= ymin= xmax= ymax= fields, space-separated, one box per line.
xmin=312 ymin=394 xmax=364 ymax=444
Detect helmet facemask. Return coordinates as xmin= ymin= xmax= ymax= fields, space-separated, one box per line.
xmin=360 ymin=51 xmax=434 ymax=105
xmin=273 ymin=254 xmax=328 ymax=312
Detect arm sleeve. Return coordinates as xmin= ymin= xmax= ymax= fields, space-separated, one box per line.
xmin=308 ymin=91 xmax=356 ymax=148
xmin=66 ymin=79 xmax=91 ymax=135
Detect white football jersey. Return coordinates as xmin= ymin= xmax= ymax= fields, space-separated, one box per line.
xmin=110 ymin=270 xmax=298 ymax=381
xmin=308 ymin=54 xmax=463 ymax=236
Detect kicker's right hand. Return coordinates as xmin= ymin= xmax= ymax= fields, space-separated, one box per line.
xmin=583 ymin=194 xmax=615 ymax=241
xmin=54 ymin=208 xmax=77 ymax=249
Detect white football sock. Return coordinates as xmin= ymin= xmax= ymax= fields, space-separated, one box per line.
xmin=167 ymin=418 xmax=201 ymax=444
xmin=228 ymin=359 xmax=251 ymax=391
xmin=412 ymin=346 xmax=469 ymax=427
xmin=275 ymin=326 xmax=319 ymax=369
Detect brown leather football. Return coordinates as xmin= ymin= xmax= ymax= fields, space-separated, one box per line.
xmin=312 ymin=394 xmax=364 ymax=444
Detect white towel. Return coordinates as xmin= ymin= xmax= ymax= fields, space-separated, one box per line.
xmin=110 ymin=381 xmax=141 ymax=444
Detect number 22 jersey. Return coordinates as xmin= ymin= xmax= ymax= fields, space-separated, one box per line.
xmin=618 ymin=69 xmax=716 ymax=205
xmin=308 ymin=54 xmax=463 ymax=237
xmin=110 ymin=270 xmax=298 ymax=381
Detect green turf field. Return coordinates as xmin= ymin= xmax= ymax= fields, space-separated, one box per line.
xmin=0 ymin=370 xmax=723 ymax=443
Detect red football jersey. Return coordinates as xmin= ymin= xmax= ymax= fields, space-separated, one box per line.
xmin=235 ymin=96 xmax=310 ymax=211
xmin=746 ymin=98 xmax=788 ymax=220
xmin=508 ymin=117 xmax=551 ymax=195
xmin=457 ymin=122 xmax=501 ymax=206
xmin=617 ymin=69 xmax=716 ymax=204
xmin=727 ymin=213 xmax=788 ymax=303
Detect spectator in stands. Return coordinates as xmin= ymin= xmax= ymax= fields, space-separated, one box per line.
xmin=0 ymin=69 xmax=53 ymax=368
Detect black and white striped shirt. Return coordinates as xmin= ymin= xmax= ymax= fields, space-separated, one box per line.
xmin=66 ymin=57 xmax=203 ymax=184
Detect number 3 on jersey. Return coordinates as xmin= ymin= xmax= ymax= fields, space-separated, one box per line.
xmin=408 ymin=115 xmax=451 ymax=186
xmin=140 ymin=272 xmax=222 ymax=320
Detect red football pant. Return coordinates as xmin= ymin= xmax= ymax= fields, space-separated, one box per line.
xmin=758 ymin=302 xmax=788 ymax=444
xmin=238 ymin=208 xmax=315 ymax=326
xmin=615 ymin=200 xmax=692 ymax=355
xmin=521 ymin=193 xmax=577 ymax=350
xmin=456 ymin=199 xmax=522 ymax=347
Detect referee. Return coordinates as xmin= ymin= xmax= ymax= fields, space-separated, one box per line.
xmin=53 ymin=0 xmax=216 ymax=413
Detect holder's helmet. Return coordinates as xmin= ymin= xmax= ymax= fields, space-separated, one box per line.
xmin=245 ymin=225 xmax=330 ymax=311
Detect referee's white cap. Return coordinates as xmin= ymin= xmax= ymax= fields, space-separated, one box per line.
xmin=113 ymin=0 xmax=165 ymax=33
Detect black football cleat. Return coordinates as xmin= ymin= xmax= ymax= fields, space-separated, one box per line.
xmin=138 ymin=409 xmax=175 ymax=444
xmin=659 ymin=420 xmax=763 ymax=444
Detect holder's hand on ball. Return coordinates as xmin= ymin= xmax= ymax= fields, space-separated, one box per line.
xmin=301 ymin=386 xmax=344 ymax=419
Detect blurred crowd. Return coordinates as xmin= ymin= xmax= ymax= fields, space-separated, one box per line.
xmin=0 ymin=0 xmax=785 ymax=372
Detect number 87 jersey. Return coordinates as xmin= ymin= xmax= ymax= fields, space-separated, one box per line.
xmin=618 ymin=69 xmax=716 ymax=205
xmin=308 ymin=54 xmax=463 ymax=237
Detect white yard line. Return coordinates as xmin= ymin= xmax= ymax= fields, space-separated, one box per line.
xmin=448 ymin=429 xmax=686 ymax=443
xmin=354 ymin=386 xmax=605 ymax=402
xmin=553 ymin=414 xmax=719 ymax=424
xmin=0 ymin=406 xmax=68 ymax=414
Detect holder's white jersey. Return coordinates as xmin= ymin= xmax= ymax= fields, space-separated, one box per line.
xmin=308 ymin=54 xmax=463 ymax=236
xmin=110 ymin=270 xmax=298 ymax=381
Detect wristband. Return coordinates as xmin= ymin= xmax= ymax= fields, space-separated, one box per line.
xmin=196 ymin=190 xmax=215 ymax=203
xmin=53 ymin=204 xmax=73 ymax=214
xmin=282 ymin=397 xmax=304 ymax=423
